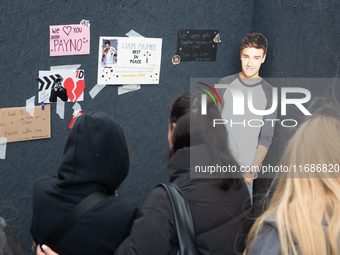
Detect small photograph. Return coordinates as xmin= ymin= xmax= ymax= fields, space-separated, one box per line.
xmin=38 ymin=70 xmax=85 ymax=104
xmin=172 ymin=55 xmax=181 ymax=65
xmin=101 ymin=39 xmax=118 ymax=65
xmin=213 ymin=33 xmax=221 ymax=43
xmin=49 ymin=77 xmax=68 ymax=102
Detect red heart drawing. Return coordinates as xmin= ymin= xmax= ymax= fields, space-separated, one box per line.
xmin=63 ymin=78 xmax=85 ymax=103
xmin=63 ymin=26 xmax=72 ymax=36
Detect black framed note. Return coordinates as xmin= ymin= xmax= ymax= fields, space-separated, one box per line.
xmin=177 ymin=29 xmax=218 ymax=61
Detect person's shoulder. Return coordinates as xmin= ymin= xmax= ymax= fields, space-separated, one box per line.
xmin=138 ymin=185 xmax=174 ymax=219
xmin=32 ymin=175 xmax=60 ymax=204
xmin=219 ymin=73 xmax=239 ymax=84
xmin=247 ymin=216 xmax=281 ymax=255
xmin=141 ymin=186 xmax=169 ymax=209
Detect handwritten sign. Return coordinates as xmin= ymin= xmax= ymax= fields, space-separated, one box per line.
xmin=0 ymin=105 xmax=51 ymax=143
xmin=97 ymin=37 xmax=162 ymax=85
xmin=50 ymin=24 xmax=90 ymax=56
xmin=177 ymin=30 xmax=218 ymax=61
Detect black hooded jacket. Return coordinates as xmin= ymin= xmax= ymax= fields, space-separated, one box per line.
xmin=115 ymin=144 xmax=253 ymax=255
xmin=31 ymin=112 xmax=137 ymax=255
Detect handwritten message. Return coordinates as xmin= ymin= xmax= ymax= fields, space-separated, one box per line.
xmin=0 ymin=105 xmax=51 ymax=143
xmin=50 ymin=24 xmax=90 ymax=56
xmin=177 ymin=30 xmax=218 ymax=61
xmin=97 ymin=37 xmax=162 ymax=85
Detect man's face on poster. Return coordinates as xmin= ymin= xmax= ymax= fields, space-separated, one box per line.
xmin=240 ymin=47 xmax=266 ymax=79
xmin=55 ymin=80 xmax=62 ymax=89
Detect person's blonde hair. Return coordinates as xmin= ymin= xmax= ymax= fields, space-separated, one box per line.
xmin=245 ymin=115 xmax=340 ymax=255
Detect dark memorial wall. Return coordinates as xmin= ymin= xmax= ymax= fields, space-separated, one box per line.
xmin=251 ymin=0 xmax=340 ymax=197
xmin=0 ymin=0 xmax=339 ymax=253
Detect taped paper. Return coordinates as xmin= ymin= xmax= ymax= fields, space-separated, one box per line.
xmin=80 ymin=19 xmax=90 ymax=27
xmin=0 ymin=137 xmax=7 ymax=159
xmin=38 ymin=69 xmax=85 ymax=103
xmin=50 ymin=64 xmax=81 ymax=73
xmin=125 ymin=29 xmax=145 ymax=38
xmin=72 ymin=102 xmax=81 ymax=112
xmin=213 ymin=33 xmax=221 ymax=43
xmin=50 ymin=23 xmax=90 ymax=57
xmin=118 ymin=85 xmax=141 ymax=95
xmin=26 ymin=96 xmax=35 ymax=117
xmin=89 ymin=84 xmax=106 ymax=99
xmin=125 ymin=30 xmax=144 ymax=92
xmin=122 ymin=84 xmax=140 ymax=90
xmin=117 ymin=30 xmax=144 ymax=95
xmin=172 ymin=55 xmax=181 ymax=65
xmin=56 ymin=97 xmax=65 ymax=119
xmin=0 ymin=105 xmax=51 ymax=143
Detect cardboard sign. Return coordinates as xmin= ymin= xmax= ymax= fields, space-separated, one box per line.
xmin=50 ymin=24 xmax=90 ymax=56
xmin=38 ymin=70 xmax=85 ymax=103
xmin=0 ymin=105 xmax=51 ymax=143
xmin=177 ymin=29 xmax=218 ymax=61
xmin=97 ymin=37 xmax=162 ymax=85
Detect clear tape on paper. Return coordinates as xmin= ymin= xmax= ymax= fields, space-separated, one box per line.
xmin=125 ymin=29 xmax=145 ymax=38
xmin=118 ymin=30 xmax=145 ymax=95
xmin=72 ymin=102 xmax=81 ymax=112
xmin=80 ymin=19 xmax=90 ymax=27
xmin=89 ymin=84 xmax=106 ymax=99
xmin=26 ymin=96 xmax=35 ymax=117
xmin=118 ymin=85 xmax=141 ymax=95
xmin=0 ymin=137 xmax=7 ymax=160
xmin=56 ymin=97 xmax=65 ymax=119
xmin=50 ymin=64 xmax=81 ymax=73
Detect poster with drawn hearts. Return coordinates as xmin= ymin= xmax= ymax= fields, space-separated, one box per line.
xmin=37 ymin=70 xmax=85 ymax=103
xmin=50 ymin=24 xmax=90 ymax=56
xmin=97 ymin=37 xmax=162 ymax=85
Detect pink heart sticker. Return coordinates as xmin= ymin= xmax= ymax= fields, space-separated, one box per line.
xmin=63 ymin=26 xmax=72 ymax=36
xmin=63 ymin=78 xmax=85 ymax=103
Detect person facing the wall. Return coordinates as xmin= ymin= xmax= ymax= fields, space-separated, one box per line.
xmin=34 ymin=93 xmax=252 ymax=254
xmin=113 ymin=92 xmax=252 ymax=255
xmin=31 ymin=112 xmax=137 ymax=255
xmin=245 ymin=113 xmax=340 ymax=255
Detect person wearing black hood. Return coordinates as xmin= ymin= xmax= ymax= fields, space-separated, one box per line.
xmin=31 ymin=112 xmax=137 ymax=255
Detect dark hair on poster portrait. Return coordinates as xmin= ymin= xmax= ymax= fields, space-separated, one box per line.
xmin=240 ymin=33 xmax=268 ymax=56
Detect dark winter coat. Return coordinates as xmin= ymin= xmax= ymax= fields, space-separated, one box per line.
xmin=115 ymin=144 xmax=253 ymax=255
xmin=31 ymin=112 xmax=137 ymax=255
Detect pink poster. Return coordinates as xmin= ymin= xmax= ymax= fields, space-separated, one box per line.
xmin=50 ymin=24 xmax=90 ymax=56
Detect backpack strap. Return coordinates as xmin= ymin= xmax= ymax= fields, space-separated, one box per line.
xmin=159 ymin=183 xmax=200 ymax=255
xmin=43 ymin=191 xmax=108 ymax=249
